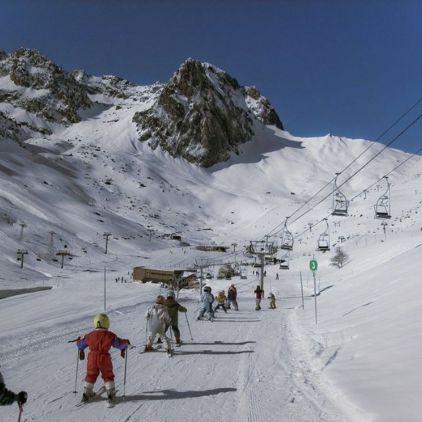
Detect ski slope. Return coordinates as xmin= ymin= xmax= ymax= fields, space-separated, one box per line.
xmin=1 ymin=87 xmax=422 ymax=421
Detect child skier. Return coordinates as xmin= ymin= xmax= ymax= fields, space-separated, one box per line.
xmin=227 ymin=284 xmax=238 ymax=311
xmin=164 ymin=291 xmax=187 ymax=346
xmin=268 ymin=292 xmax=277 ymax=309
xmin=76 ymin=313 xmax=130 ymax=406
xmin=254 ymin=285 xmax=264 ymax=310
xmin=145 ymin=295 xmax=173 ymax=356
xmin=214 ymin=291 xmax=228 ymax=313
xmin=197 ymin=286 xmax=214 ymax=320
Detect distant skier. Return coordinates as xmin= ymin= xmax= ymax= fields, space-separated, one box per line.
xmin=276 ymin=273 xmax=279 ymax=280
xmin=76 ymin=313 xmax=130 ymax=406
xmin=145 ymin=296 xmax=173 ymax=356
xmin=164 ymin=291 xmax=187 ymax=346
xmin=214 ymin=291 xmax=228 ymax=313
xmin=0 ymin=371 xmax=27 ymax=409
xmin=197 ymin=286 xmax=214 ymax=320
xmin=254 ymin=285 xmax=264 ymax=310
xmin=227 ymin=284 xmax=238 ymax=311
xmin=268 ymin=292 xmax=276 ymax=309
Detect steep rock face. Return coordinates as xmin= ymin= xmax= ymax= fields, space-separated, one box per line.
xmin=0 ymin=48 xmax=91 ymax=124
xmin=244 ymin=86 xmax=283 ymax=129
xmin=0 ymin=111 xmax=27 ymax=142
xmin=133 ymin=59 xmax=283 ymax=167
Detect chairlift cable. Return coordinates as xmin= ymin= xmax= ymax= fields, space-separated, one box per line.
xmin=265 ymin=97 xmax=422 ymax=237
xmin=286 ymin=111 xmax=422 ymax=227
xmin=295 ymin=143 xmax=422 ymax=239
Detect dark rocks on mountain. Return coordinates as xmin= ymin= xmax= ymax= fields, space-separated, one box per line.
xmin=0 ymin=48 xmax=91 ymax=123
xmin=133 ymin=59 xmax=283 ymax=167
xmin=73 ymin=70 xmax=133 ymax=100
xmin=0 ymin=111 xmax=26 ymax=142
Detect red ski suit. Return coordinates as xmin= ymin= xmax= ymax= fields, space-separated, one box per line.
xmin=77 ymin=329 xmax=129 ymax=384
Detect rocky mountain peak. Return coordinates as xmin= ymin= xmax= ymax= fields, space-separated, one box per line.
xmin=133 ymin=59 xmax=283 ymax=167
xmin=0 ymin=48 xmax=91 ymax=124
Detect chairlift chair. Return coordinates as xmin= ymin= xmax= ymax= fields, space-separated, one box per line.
xmin=317 ymin=218 xmax=330 ymax=252
xmin=332 ymin=174 xmax=349 ymax=216
xmin=279 ymin=254 xmax=290 ymax=270
xmin=374 ymin=176 xmax=391 ymax=219
xmin=279 ymin=252 xmax=290 ymax=270
xmin=280 ymin=218 xmax=294 ymax=251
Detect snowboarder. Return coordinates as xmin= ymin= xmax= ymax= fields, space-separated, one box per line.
xmin=197 ymin=286 xmax=214 ymax=320
xmin=254 ymin=285 xmax=264 ymax=310
xmin=76 ymin=313 xmax=130 ymax=406
xmin=227 ymin=284 xmax=238 ymax=311
xmin=214 ymin=291 xmax=228 ymax=313
xmin=164 ymin=290 xmax=187 ymax=346
xmin=268 ymin=292 xmax=276 ymax=309
xmin=0 ymin=371 xmax=27 ymax=407
xmin=145 ymin=296 xmax=173 ymax=356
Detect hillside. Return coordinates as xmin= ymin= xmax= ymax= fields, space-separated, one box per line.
xmin=1 ymin=48 xmax=422 ymax=421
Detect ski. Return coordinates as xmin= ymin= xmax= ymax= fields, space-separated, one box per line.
xmin=75 ymin=386 xmax=106 ymax=407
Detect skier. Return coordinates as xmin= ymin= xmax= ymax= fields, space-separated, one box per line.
xmin=268 ymin=292 xmax=277 ymax=309
xmin=254 ymin=285 xmax=264 ymax=310
xmin=214 ymin=291 xmax=228 ymax=313
xmin=197 ymin=286 xmax=214 ymax=320
xmin=145 ymin=296 xmax=173 ymax=356
xmin=0 ymin=371 xmax=27 ymax=408
xmin=276 ymin=273 xmax=279 ymax=280
xmin=76 ymin=313 xmax=130 ymax=406
xmin=227 ymin=284 xmax=238 ymax=311
xmin=164 ymin=290 xmax=187 ymax=346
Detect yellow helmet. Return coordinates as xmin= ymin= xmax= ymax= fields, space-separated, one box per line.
xmin=93 ymin=313 xmax=110 ymax=329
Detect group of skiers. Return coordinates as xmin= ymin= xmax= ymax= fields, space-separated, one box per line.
xmin=75 ymin=289 xmax=189 ymax=406
xmin=254 ymin=285 xmax=276 ymax=310
xmin=144 ymin=290 xmax=187 ymax=355
xmin=198 ymin=284 xmax=238 ymax=320
xmin=1 ymin=281 xmax=279 ymax=412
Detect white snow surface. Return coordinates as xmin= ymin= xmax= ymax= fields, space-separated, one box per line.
xmin=0 ymin=90 xmax=422 ymax=421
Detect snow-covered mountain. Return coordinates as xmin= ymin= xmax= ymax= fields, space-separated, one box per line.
xmin=1 ymin=48 xmax=422 ymax=422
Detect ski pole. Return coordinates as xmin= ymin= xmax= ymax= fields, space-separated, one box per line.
xmin=73 ymin=348 xmax=79 ymax=394
xmin=123 ymin=348 xmax=128 ymax=399
xmin=145 ymin=318 xmax=149 ymax=345
xmin=17 ymin=403 xmax=24 ymax=422
xmin=184 ymin=313 xmax=193 ymax=342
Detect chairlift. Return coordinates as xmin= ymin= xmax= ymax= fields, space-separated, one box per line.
xmin=374 ymin=176 xmax=391 ymax=219
xmin=332 ymin=173 xmax=348 ymax=216
xmin=280 ymin=218 xmax=294 ymax=250
xmin=317 ymin=218 xmax=330 ymax=252
xmin=279 ymin=252 xmax=290 ymax=270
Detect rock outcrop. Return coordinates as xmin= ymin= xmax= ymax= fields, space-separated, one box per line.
xmin=133 ymin=59 xmax=283 ymax=167
xmin=0 ymin=48 xmax=91 ymax=124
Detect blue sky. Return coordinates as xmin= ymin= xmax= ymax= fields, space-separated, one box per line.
xmin=1 ymin=0 xmax=421 ymax=152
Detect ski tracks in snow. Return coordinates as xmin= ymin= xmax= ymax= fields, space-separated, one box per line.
xmin=1 ymin=296 xmax=357 ymax=421
xmin=235 ymin=303 xmax=351 ymax=422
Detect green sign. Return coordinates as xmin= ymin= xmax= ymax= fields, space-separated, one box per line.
xmin=309 ymin=259 xmax=318 ymax=272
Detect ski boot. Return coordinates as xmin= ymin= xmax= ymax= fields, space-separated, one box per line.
xmin=166 ymin=348 xmax=174 ymax=357
xmin=81 ymin=382 xmax=95 ymax=403
xmin=175 ymin=338 xmax=182 ymax=347
xmin=144 ymin=344 xmax=154 ymax=352
xmin=105 ymin=382 xmax=116 ymax=408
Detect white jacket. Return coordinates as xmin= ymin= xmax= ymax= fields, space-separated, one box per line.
xmin=145 ymin=304 xmax=171 ymax=331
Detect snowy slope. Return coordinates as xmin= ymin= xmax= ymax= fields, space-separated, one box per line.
xmin=1 ymin=50 xmax=422 ymax=421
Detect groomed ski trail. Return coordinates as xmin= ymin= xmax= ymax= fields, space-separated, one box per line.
xmin=0 ymin=274 xmax=364 ymax=422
